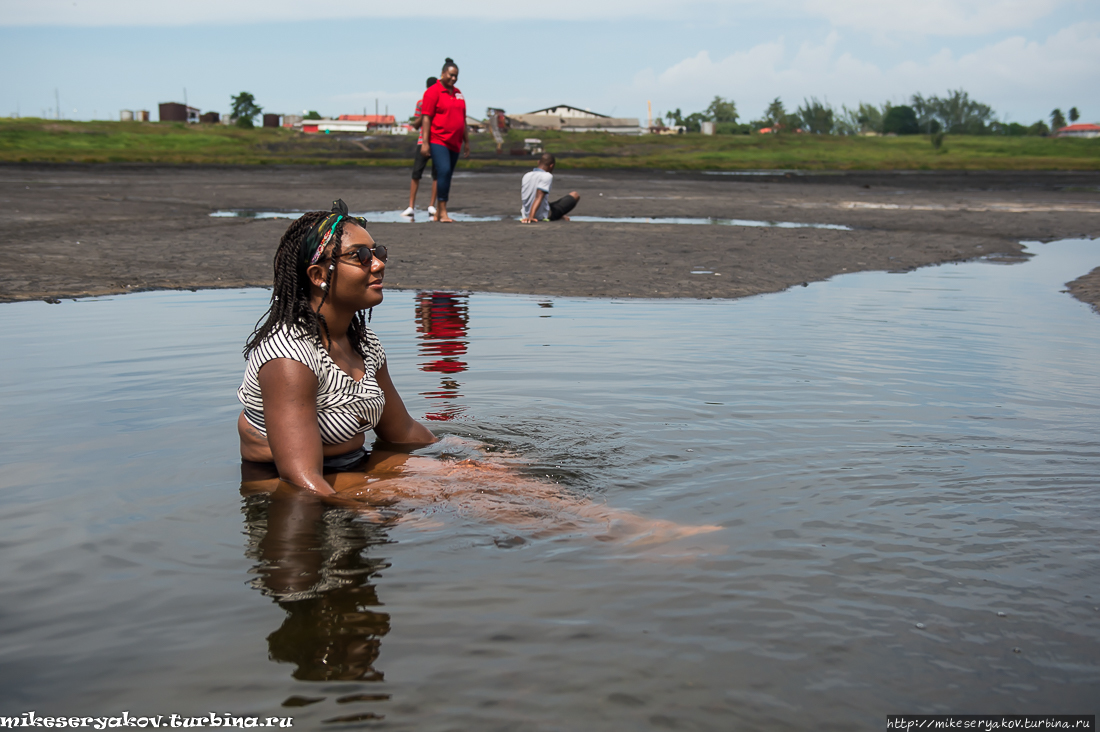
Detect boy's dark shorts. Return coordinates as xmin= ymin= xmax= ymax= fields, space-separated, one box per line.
xmin=548 ymin=193 xmax=578 ymax=221
xmin=411 ymin=148 xmax=437 ymax=181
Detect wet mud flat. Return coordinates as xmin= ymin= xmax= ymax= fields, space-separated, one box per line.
xmin=1 ymin=164 xmax=1098 ymax=310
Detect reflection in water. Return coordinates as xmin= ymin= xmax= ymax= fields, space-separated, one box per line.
xmin=415 ymin=292 xmax=469 ymax=421
xmin=242 ymin=492 xmax=392 ymax=682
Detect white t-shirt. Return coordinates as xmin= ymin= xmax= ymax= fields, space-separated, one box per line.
xmin=520 ymin=167 xmax=553 ymax=220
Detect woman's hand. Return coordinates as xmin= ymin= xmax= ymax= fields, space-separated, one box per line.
xmin=373 ymin=361 xmax=438 ymax=446
xmin=257 ymin=358 xmax=335 ymax=495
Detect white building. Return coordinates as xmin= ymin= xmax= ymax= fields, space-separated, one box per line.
xmin=1057 ymin=123 xmax=1100 ymax=138
xmin=508 ymin=104 xmax=642 ymax=135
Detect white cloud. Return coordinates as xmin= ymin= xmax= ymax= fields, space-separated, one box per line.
xmin=0 ymin=0 xmax=738 ymax=25
xmin=802 ymin=0 xmax=1071 ymax=37
xmin=1 ymin=0 xmax=1077 ymax=30
xmin=633 ymin=21 xmax=1100 ymax=122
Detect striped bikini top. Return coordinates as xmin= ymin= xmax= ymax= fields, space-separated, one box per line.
xmin=237 ymin=324 xmax=386 ymax=445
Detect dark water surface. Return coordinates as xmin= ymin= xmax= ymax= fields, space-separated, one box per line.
xmin=1 ymin=239 xmax=1098 ymax=730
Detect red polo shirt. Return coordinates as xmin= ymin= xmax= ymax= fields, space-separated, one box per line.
xmin=421 ymin=82 xmax=466 ymax=152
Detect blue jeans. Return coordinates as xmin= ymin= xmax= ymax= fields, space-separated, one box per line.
xmin=429 ymin=143 xmax=460 ymax=202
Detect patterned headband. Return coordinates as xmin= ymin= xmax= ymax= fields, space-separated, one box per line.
xmin=299 ymin=199 xmax=369 ymax=268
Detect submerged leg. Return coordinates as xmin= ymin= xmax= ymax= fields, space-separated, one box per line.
xmin=327 ymin=445 xmax=721 ymax=546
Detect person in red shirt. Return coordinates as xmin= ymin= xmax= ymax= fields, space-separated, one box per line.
xmin=403 ymin=76 xmax=438 ymax=218
xmin=419 ymin=57 xmax=469 ymax=222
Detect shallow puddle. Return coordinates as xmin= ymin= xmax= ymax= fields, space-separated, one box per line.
xmin=568 ymin=215 xmax=851 ymax=229
xmin=209 ymin=209 xmax=506 ymax=223
xmin=210 ymin=209 xmax=850 ymax=229
xmin=703 ymin=169 xmax=803 ymax=176
xmin=1 ymin=238 xmax=1098 ymax=729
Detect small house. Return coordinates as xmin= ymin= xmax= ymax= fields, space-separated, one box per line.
xmin=300 ymin=115 xmax=398 ymax=134
xmin=1057 ymin=123 xmax=1100 ymax=138
xmin=158 ymin=102 xmax=200 ymax=123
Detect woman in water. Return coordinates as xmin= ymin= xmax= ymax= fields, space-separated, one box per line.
xmin=237 ymin=199 xmax=436 ymax=496
xmin=419 ymin=57 xmax=468 ymax=223
xmin=237 ymin=202 xmax=719 ymax=547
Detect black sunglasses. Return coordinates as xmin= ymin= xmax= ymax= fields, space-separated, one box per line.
xmin=333 ymin=244 xmax=388 ymax=267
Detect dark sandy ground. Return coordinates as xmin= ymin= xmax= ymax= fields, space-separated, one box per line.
xmin=2 ymin=165 xmax=1098 ymax=312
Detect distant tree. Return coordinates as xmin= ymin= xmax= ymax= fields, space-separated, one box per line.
xmin=836 ymin=102 xmax=885 ymax=135
xmin=1028 ymin=120 xmax=1050 ymax=137
xmin=304 ymin=110 xmax=322 ymax=120
xmin=912 ymin=89 xmax=993 ymax=134
xmin=858 ymin=105 xmax=883 ymax=133
xmin=715 ymin=122 xmax=751 ymax=135
xmin=756 ymin=98 xmax=802 ymax=132
xmin=1050 ymin=108 xmax=1066 ymax=130
xmin=991 ymin=121 xmax=1029 ymax=137
xmin=882 ymin=105 xmax=920 ymax=134
xmin=665 ymin=108 xmax=685 ymax=127
xmin=682 ymin=111 xmax=708 ymax=133
xmin=797 ymin=97 xmax=835 ymax=134
xmin=834 ymin=107 xmax=859 ymax=135
xmin=230 ymin=92 xmax=262 ymax=129
xmin=764 ymin=98 xmax=786 ymax=127
xmin=1069 ymin=107 xmax=1080 ymax=123
xmin=705 ymin=96 xmax=739 ymax=123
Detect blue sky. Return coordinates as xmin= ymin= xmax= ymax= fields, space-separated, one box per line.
xmin=1 ymin=0 xmax=1097 ymax=125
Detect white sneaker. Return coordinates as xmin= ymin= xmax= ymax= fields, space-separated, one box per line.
xmin=427 ymin=205 xmax=437 ymax=216
xmin=400 ymin=206 xmax=415 ymax=217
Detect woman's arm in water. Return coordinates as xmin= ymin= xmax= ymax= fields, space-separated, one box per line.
xmin=257 ymin=358 xmax=334 ymax=496
xmin=373 ymin=361 xmax=437 ymax=445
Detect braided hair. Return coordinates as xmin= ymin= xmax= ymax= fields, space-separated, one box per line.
xmin=243 ymin=209 xmax=370 ymax=360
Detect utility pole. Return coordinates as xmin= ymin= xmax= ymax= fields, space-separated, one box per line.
xmin=375 ymin=98 xmax=379 ymax=117
xmin=55 ymin=88 xmax=60 ymax=119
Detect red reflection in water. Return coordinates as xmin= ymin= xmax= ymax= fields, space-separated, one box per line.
xmin=415 ymin=291 xmax=469 ymax=421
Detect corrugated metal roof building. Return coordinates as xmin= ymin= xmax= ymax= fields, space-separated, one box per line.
xmin=508 ymin=105 xmax=641 ymax=135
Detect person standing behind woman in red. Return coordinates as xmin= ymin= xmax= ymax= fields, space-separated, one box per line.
xmin=403 ymin=76 xmax=438 ymax=219
xmin=419 ymin=58 xmax=468 ymax=223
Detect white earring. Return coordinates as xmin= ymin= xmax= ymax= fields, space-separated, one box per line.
xmin=320 ymin=282 xmax=328 ymax=290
